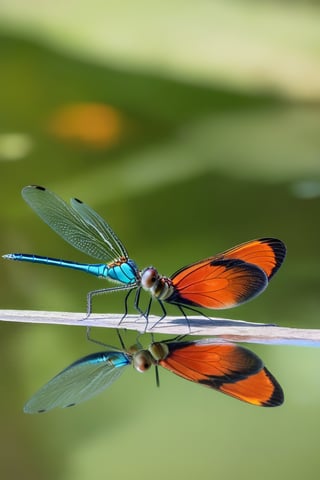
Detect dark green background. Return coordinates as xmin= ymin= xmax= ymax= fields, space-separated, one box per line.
xmin=1 ymin=20 xmax=320 ymax=480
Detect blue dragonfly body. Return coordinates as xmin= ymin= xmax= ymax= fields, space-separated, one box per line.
xmin=3 ymin=185 xmax=152 ymax=318
xmin=3 ymin=186 xmax=286 ymax=324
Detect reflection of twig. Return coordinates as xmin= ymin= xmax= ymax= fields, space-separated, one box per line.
xmin=1 ymin=309 xmax=320 ymax=347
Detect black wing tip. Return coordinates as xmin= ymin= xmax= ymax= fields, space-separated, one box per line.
xmin=23 ymin=405 xmax=46 ymax=414
xmin=22 ymin=185 xmax=47 ymax=199
xmin=23 ymin=185 xmax=46 ymax=191
xmin=73 ymin=197 xmax=83 ymax=204
xmin=258 ymin=237 xmax=287 ymax=279
xmin=262 ymin=367 xmax=285 ymax=407
xmin=213 ymin=259 xmax=269 ymax=305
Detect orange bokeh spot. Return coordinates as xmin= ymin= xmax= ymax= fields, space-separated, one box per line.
xmin=48 ymin=102 xmax=124 ymax=149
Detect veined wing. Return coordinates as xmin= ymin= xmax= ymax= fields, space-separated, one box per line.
xmin=24 ymin=351 xmax=130 ymax=413
xmin=159 ymin=340 xmax=284 ymax=407
xmin=218 ymin=238 xmax=286 ymax=280
xmin=217 ymin=367 xmax=284 ymax=407
xmin=22 ymin=185 xmax=128 ymax=262
xmin=168 ymin=258 xmax=268 ymax=309
xmin=168 ymin=238 xmax=286 ymax=309
xmin=160 ymin=340 xmax=263 ymax=381
xmin=70 ymin=196 xmax=128 ymax=260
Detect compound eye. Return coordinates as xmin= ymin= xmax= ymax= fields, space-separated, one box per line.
xmin=133 ymin=351 xmax=153 ymax=372
xmin=141 ymin=267 xmax=159 ymax=289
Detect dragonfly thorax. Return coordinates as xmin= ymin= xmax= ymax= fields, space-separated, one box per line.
xmin=133 ymin=342 xmax=170 ymax=372
xmin=140 ymin=267 xmax=174 ymax=300
xmin=148 ymin=342 xmax=169 ymax=361
xmin=107 ymin=258 xmax=140 ymax=285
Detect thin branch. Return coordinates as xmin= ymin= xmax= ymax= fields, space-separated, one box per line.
xmin=0 ymin=309 xmax=319 ymax=347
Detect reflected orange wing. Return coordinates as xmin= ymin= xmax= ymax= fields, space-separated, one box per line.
xmin=167 ymin=238 xmax=286 ymax=309
xmin=218 ymin=367 xmax=284 ymax=407
xmin=159 ymin=341 xmax=284 ymax=407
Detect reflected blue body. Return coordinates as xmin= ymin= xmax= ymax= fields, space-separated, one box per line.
xmin=69 ymin=351 xmax=131 ymax=369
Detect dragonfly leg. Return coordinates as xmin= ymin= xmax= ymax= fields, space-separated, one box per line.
xmin=133 ymin=288 xmax=154 ymax=332
xmin=133 ymin=287 xmax=148 ymax=318
xmin=155 ymin=365 xmax=160 ymax=388
xmin=176 ymin=304 xmax=191 ymax=333
xmin=86 ymin=326 xmax=108 ymax=347
xmin=172 ymin=303 xmax=214 ymax=333
xmin=116 ymin=329 xmax=126 ymax=349
xmin=150 ymin=300 xmax=167 ymax=329
xmin=85 ymin=284 xmax=137 ymax=319
xmin=143 ymin=297 xmax=153 ymax=320
xmin=85 ymin=326 xmax=125 ymax=350
xmin=82 ymin=285 xmax=136 ymax=344
xmin=118 ymin=289 xmax=134 ymax=325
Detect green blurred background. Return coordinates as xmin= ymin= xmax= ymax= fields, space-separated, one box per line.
xmin=1 ymin=1 xmax=320 ymax=479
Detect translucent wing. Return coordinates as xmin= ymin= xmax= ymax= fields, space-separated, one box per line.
xmin=22 ymin=185 xmax=128 ymax=262
xmin=159 ymin=340 xmax=284 ymax=407
xmin=70 ymin=197 xmax=128 ymax=259
xmin=24 ymin=351 xmax=130 ymax=413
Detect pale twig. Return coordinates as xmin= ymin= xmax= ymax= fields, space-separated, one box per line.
xmin=0 ymin=309 xmax=319 ymax=347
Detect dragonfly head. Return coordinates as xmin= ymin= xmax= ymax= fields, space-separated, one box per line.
xmin=133 ymin=350 xmax=155 ymax=373
xmin=140 ymin=266 xmax=174 ymax=300
xmin=140 ymin=267 xmax=160 ymax=293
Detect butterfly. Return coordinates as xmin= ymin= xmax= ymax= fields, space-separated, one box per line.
xmin=23 ymin=338 xmax=284 ymax=413
xmin=3 ymin=186 xmax=286 ymax=325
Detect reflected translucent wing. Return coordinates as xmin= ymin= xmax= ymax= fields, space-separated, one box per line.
xmin=24 ymin=351 xmax=130 ymax=413
xmin=22 ymin=185 xmax=128 ymax=262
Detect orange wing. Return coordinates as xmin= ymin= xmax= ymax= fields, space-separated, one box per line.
xmin=218 ymin=367 xmax=284 ymax=407
xmin=167 ymin=238 xmax=285 ymax=309
xmin=168 ymin=258 xmax=268 ymax=309
xmin=159 ymin=341 xmax=283 ymax=407
xmin=220 ymin=238 xmax=286 ymax=280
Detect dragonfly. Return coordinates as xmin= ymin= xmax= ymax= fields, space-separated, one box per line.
xmin=3 ymin=186 xmax=286 ymax=326
xmin=23 ymin=338 xmax=284 ymax=413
